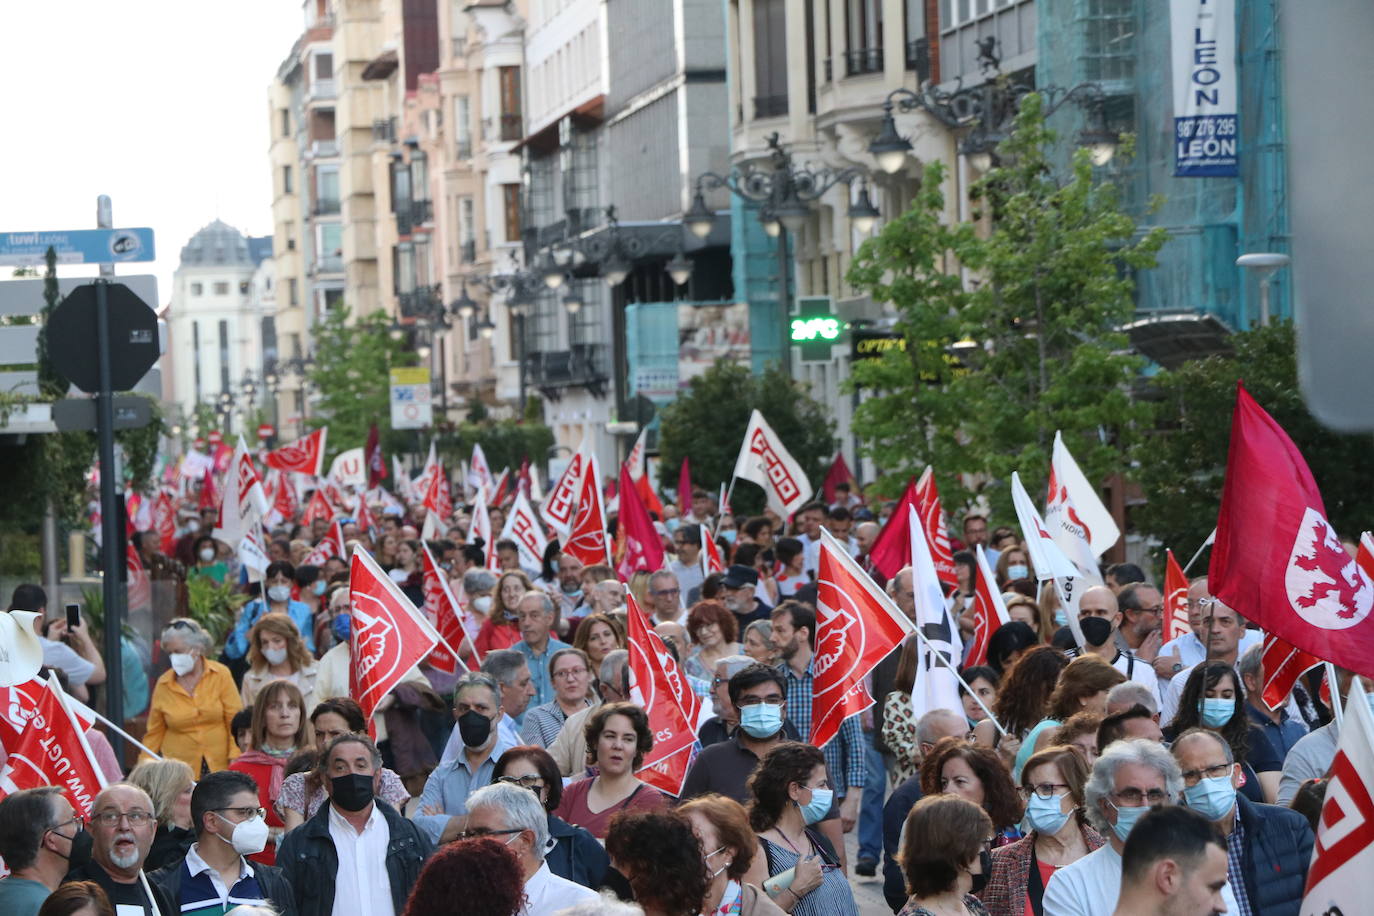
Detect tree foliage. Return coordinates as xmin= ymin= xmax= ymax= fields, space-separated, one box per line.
xmin=1132 ymin=322 xmax=1374 ymax=563
xmin=847 ymin=93 xmax=1167 ymax=520
xmin=656 ymin=360 xmax=836 ymax=516
xmin=306 ymin=306 xmax=417 ymax=458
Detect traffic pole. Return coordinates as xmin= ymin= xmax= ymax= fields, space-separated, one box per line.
xmin=95 ymin=195 xmax=125 ymax=761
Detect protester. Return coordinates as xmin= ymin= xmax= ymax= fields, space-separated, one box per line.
xmin=512 ymin=590 xmax=573 ymax=710
xmin=1110 ymin=806 xmax=1228 ymax=916
xmin=719 ymin=566 xmax=772 ymax=628
xmin=462 ymin=782 xmax=598 ymax=915
xmin=881 ymin=637 xmax=922 ymax=783
xmin=149 ymin=770 xmax=295 ymax=916
xmin=0 ymin=788 xmax=81 ymax=916
xmin=741 ymin=619 xmax=777 ymax=667
xmin=747 ymin=742 xmax=858 ymax=915
xmin=1051 ymin=711 xmax=1105 ymax=768
xmin=1002 ymin=595 xmax=1052 ymax=644
xmin=973 ymin=646 xmax=1068 ymax=769
xmin=239 ymin=613 xmax=319 ymax=713
xmin=1286 ymin=777 xmax=1328 ymax=833
xmin=959 ymin=666 xmax=999 ymax=727
xmin=278 ymin=698 xmax=410 ymax=831
xmin=1277 ymin=669 xmax=1374 ymax=805
xmin=678 ymin=794 xmax=784 ymax=916
xmin=982 ymin=747 xmax=1104 ymax=916
xmin=276 ymin=734 xmax=432 ymax=916
xmin=468 ymin=649 xmax=536 ymax=749
xmin=644 ymin=571 xmax=685 ymax=627
xmin=1096 ymin=704 xmax=1165 ymax=752
xmin=985 ymin=622 xmax=1040 ymax=676
xmin=63 ymin=783 xmax=176 ymax=915
xmin=681 ymin=664 xmax=793 ymax=803
xmin=143 ymin=618 xmax=243 ymax=775
xmin=604 ymin=810 xmax=716 ymax=916
xmin=397 ymin=837 xmax=525 ymax=916
xmin=1165 ymin=661 xmax=1277 ymax=803
xmin=520 ymin=647 xmax=597 ymax=747
xmin=554 ymin=702 xmax=668 ymax=838
xmin=491 ymin=745 xmax=608 ymax=889
xmin=892 ymin=794 xmax=992 ymax=916
xmin=547 ymin=649 xmax=629 ymax=777
xmin=125 ymin=760 xmax=195 ymax=872
xmin=1105 ymin=682 xmax=1158 ymax=718
xmin=227 ymin=680 xmax=310 ymax=864
xmin=1236 ymin=643 xmax=1309 ymax=763
xmin=10 ymin=585 xmax=107 ymax=705
xmin=571 ymin=611 xmax=625 ymax=671
xmin=669 ymin=524 xmax=707 ymax=599
xmin=225 ymin=562 xmax=315 ymax=660
xmin=1157 ymin=588 xmax=1261 ymax=722
xmin=473 ymin=570 xmax=532 ymax=654
xmin=920 ymin=738 xmax=1024 ymax=847
xmin=697 ymin=653 xmax=760 ymax=747
xmin=683 ymin=600 xmax=741 ymax=682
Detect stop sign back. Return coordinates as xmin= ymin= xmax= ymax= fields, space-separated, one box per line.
xmin=47 ymin=282 xmax=159 ymax=393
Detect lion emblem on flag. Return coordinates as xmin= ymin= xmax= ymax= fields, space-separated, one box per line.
xmin=1285 ymin=507 xmax=1373 ymax=631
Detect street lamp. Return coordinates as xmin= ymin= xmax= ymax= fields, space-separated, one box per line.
xmin=1236 ymin=252 xmax=1290 ymax=327
xmin=563 ymin=287 xmax=584 ymax=315
xmin=849 ymin=183 xmax=880 ymax=234
xmin=450 ymin=282 xmax=477 ymax=320
xmin=665 ymin=251 xmax=693 ymax=286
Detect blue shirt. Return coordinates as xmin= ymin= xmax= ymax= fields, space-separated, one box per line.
xmin=1246 ymin=701 xmax=1309 ymax=762
xmin=225 ymin=598 xmax=315 ymax=658
xmin=413 ymin=730 xmax=518 ymax=842
xmin=512 ymin=636 xmax=573 ymax=712
xmin=779 ymin=658 xmax=866 ymax=791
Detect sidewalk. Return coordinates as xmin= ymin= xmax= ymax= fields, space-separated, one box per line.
xmin=844 ymin=828 xmax=895 ymax=915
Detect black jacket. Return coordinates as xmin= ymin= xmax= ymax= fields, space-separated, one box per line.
xmin=144 ymin=824 xmax=194 ymax=873
xmin=546 ymin=813 xmax=608 ymax=890
xmin=276 ymin=800 xmax=432 ymax=916
xmin=1232 ymin=793 xmax=1315 ymax=916
xmin=882 ymin=773 xmax=924 ymax=912
xmin=64 ymin=861 xmax=175 ymax=916
xmin=149 ymin=854 xmax=298 ymax=916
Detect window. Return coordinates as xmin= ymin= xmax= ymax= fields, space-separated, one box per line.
xmin=459 ymin=197 xmax=475 ymax=243
xmin=393 ymin=243 xmax=416 ymax=296
xmin=411 ymin=152 xmax=429 ymax=202
xmin=845 ymin=0 xmax=884 ymax=75
xmin=280 ymin=108 xmax=290 ymax=138
xmin=1082 ymin=0 xmax=1136 ymax=83
xmin=752 ymin=0 xmax=789 ymax=118
xmin=218 ymin=320 xmax=231 ymax=392
xmin=318 ymin=223 xmax=343 ymax=271
xmin=261 ymin=316 xmax=278 ymax=372
xmin=213 ymin=282 xmax=230 ymax=295
xmin=314 ymin=52 xmax=333 ymax=81
xmin=499 ymin=66 xmax=522 ymax=141
xmin=282 ymin=165 xmax=293 ymax=194
xmin=192 ymin=321 xmax=202 ymax=402
xmin=324 ymin=289 xmax=344 ymax=310
xmin=455 ymin=95 xmax=472 ymax=157
xmin=502 ymin=184 xmax=523 ymax=242
xmin=191 ymin=282 xmax=203 ymax=296
xmin=288 ymin=278 xmax=299 ymax=306
xmin=315 ymin=166 xmax=340 ymax=214
xmin=239 ymin=281 xmax=250 ymax=294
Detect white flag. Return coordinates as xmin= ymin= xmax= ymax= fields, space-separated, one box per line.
xmin=1011 ymin=471 xmax=1086 ymax=648
xmin=1301 ymin=678 xmax=1374 ymax=914
xmin=500 ymin=491 xmax=548 ymax=572
xmin=1049 ymin=431 xmax=1120 ymax=558
xmin=469 ymin=487 xmax=497 ymax=571
xmin=468 ymin=443 xmax=494 ymax=496
xmin=329 ymin=447 xmax=367 ymax=489
xmin=214 ymin=437 xmax=269 ymax=577
xmin=392 ymin=456 xmax=415 ymax=502
xmin=731 ymin=410 xmax=813 ymax=518
xmin=1045 ymin=438 xmax=1104 ymax=587
xmin=544 ymin=442 xmax=588 ymax=539
xmin=179 ymin=449 xmax=214 ymax=480
xmin=415 ymin=441 xmax=439 ymax=499
xmin=908 ymin=505 xmax=964 ymax=722
xmin=626 ymin=427 xmax=648 ymax=482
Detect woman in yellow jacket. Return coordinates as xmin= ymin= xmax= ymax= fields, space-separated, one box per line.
xmin=143 ymin=618 xmax=242 ymax=774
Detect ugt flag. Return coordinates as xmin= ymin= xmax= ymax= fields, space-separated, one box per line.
xmin=565 ymin=455 xmax=611 ymax=569
xmin=1163 ymin=549 xmax=1191 ymax=643
xmin=349 ymin=547 xmax=441 ymax=735
xmin=732 ymin=409 xmax=813 ymax=518
xmin=0 ymin=673 xmax=106 ymax=816
xmin=914 ymin=466 xmax=957 ymax=590
xmin=264 ymin=427 xmax=328 ymax=477
xmin=1301 ymin=678 xmax=1374 ymax=912
xmin=420 ymin=542 xmax=474 ymax=676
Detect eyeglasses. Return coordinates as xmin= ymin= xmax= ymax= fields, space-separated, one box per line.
xmin=1110 ymin=788 xmax=1168 ymax=807
xmin=1179 ymin=764 xmax=1232 ymax=787
xmin=736 ymin=695 xmax=785 ymax=707
xmin=497 ymin=775 xmax=545 ymax=790
xmin=46 ymin=815 xmax=85 ymax=836
xmin=92 ymin=810 xmax=153 ymax=827
xmin=457 ymin=827 xmax=524 ymax=841
xmin=711 ymin=676 xmax=730 ymax=687
xmin=552 ymin=667 xmax=588 ymax=680
xmin=652 ymin=588 xmax=680 ymax=597
xmin=213 ymin=806 xmax=268 ymax=821
xmin=1138 ymin=605 xmax=1165 ymax=616
xmin=1019 ymin=782 xmax=1070 ymax=800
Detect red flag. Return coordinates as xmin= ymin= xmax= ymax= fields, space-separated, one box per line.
xmin=420 ymin=543 xmax=474 ymax=676
xmin=1301 ymin=681 xmax=1374 ymax=909
xmin=126 ymin=539 xmax=151 ymax=612
xmin=265 ymin=427 xmax=328 ymax=477
xmin=199 ymin=468 xmax=219 ymax=511
xmin=811 ymin=529 xmax=915 ymax=748
xmin=303 ymin=488 xmax=336 ymax=526
xmin=1210 ymin=383 xmax=1374 ymax=679
xmin=302 ymin=519 xmax=346 ymax=568
xmin=1260 ymin=632 xmax=1323 ymax=712
xmin=490 ymin=467 xmax=511 ymax=507
xmin=273 ymin=471 xmax=299 ymax=522
xmin=867 ymin=476 xmax=919 ymax=580
xmin=678 ymin=457 xmax=692 ymax=510
xmin=423 ymin=465 xmax=453 ymax=522
xmin=566 ymin=458 xmax=611 ymax=568
xmin=365 ymin=424 xmax=387 ymax=488
xmin=616 ymin=464 xmax=665 ymax=581
xmin=635 ymin=474 xmax=664 ymax=521
xmin=348 ymin=548 xmax=440 ymax=736
xmin=153 ymin=491 xmax=177 ymax=555
xmin=821 ymin=452 xmax=858 ymax=505
xmin=914 ymin=467 xmax=957 ymax=590
xmin=701 ymin=524 xmax=724 ymax=576
xmin=1162 ymin=549 xmax=1191 ymax=643
xmin=543 ymin=448 xmax=586 ymax=539
xmin=212 ymin=442 xmax=233 ymax=473
xmin=0 ymin=675 xmax=106 ymax=815
xmin=517 ymin=457 xmax=531 ymax=499
xmin=967 ymin=545 xmax=1010 ymax=667
xmin=625 ymin=593 xmax=699 ymax=796
xmin=356 ymin=496 xmax=378 ymax=539
xmin=1358 ymin=532 xmax=1374 ymax=584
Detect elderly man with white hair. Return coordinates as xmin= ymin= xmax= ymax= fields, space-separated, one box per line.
xmin=463 ymin=782 xmax=598 ymax=916
xmin=63 ymin=782 xmax=176 ymax=915
xmin=1041 ymin=739 xmax=1239 ymax=916
xmin=1106 ymin=681 xmax=1159 ymax=718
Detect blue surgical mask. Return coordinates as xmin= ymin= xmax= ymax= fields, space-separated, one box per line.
xmin=1053 ymin=609 xmax=1068 ymax=627
xmin=799 ymin=787 xmax=832 ymax=825
xmin=332 ymin=613 xmax=351 ymax=643
xmin=1199 ymin=698 xmax=1234 ymax=728
xmin=1108 ymin=800 xmax=1148 ymax=842
xmin=720 ymin=529 xmax=737 ymax=545
xmin=738 ymin=703 xmax=783 ymax=739
xmin=312 ymin=580 xmax=327 ymax=596
xmin=1183 ymin=773 xmax=1236 ymax=821
xmin=1025 ymin=792 xmax=1071 ymax=836
xmin=1008 ymin=564 xmax=1029 ymax=581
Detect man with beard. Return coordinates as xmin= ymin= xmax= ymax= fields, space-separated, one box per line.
xmin=64 ymin=783 xmax=175 ymax=915
xmin=718 ymin=565 xmax=771 ymax=628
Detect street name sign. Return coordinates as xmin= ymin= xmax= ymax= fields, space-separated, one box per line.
xmin=0 ymin=228 xmax=156 ymax=266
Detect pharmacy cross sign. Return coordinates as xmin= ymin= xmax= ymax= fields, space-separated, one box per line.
xmin=790 ymin=296 xmax=840 ymax=363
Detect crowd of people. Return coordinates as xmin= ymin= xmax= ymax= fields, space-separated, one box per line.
xmin=0 ymin=473 xmax=1357 ymax=916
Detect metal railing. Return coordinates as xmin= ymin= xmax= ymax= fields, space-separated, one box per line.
xmin=410 ymin=199 xmax=433 ymax=225
xmin=905 ymin=38 xmax=931 ymax=81
xmin=312 ymin=198 xmax=341 ymax=216
xmin=460 ymin=240 xmax=476 ymax=264
xmin=372 ymin=118 xmax=396 ymax=142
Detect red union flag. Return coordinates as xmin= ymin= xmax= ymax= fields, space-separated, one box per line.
xmin=490 ymin=467 xmax=511 ymax=508
xmin=153 ymin=491 xmax=177 ymax=555
xmin=348 ymin=548 xmax=440 ymax=735
xmin=1211 ymin=383 xmax=1374 ymax=679
xmin=701 ymin=524 xmax=724 ymax=576
xmin=625 ymin=593 xmax=699 ymax=796
xmin=355 ymin=496 xmax=378 ymax=539
xmin=868 ymin=476 xmax=918 ymax=580
xmin=967 ymin=545 xmax=1010 ymax=667
xmin=914 ymin=466 xmax=957 ymax=590
xmin=1302 ymin=679 xmax=1374 ymax=911
xmin=565 ymin=456 xmax=611 ymax=568
xmin=1163 ymin=549 xmax=1192 ymax=643
xmin=420 ymin=543 xmax=474 ymax=676
xmin=500 ymin=491 xmax=548 ymax=571
xmin=264 ymin=427 xmax=327 ymax=477
xmin=423 ymin=464 xmax=453 ymax=521
xmin=811 ymin=528 xmax=915 ymax=749
xmin=302 ymin=519 xmax=346 ymax=568
xmin=303 ymin=488 xmax=335 ymax=526
xmin=1260 ymin=632 xmax=1322 ymax=712
xmin=0 ymin=674 xmax=106 ymax=816
xmin=543 ymin=446 xmax=586 ymax=539
xmin=468 ymin=443 xmax=494 ymax=497
xmin=365 ymin=423 xmax=387 ymax=488
xmin=732 ymin=409 xmax=813 ymax=518
xmin=616 ymin=464 xmax=664 ymax=581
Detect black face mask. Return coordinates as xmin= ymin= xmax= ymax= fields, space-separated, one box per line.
xmin=330 ymin=773 xmax=376 ymax=812
xmin=968 ymin=849 xmax=992 ymax=895
xmin=1080 ymin=616 xmax=1113 ymax=648
xmin=457 ymin=709 xmax=493 ymax=748
xmin=51 ymin=823 xmax=93 ymax=869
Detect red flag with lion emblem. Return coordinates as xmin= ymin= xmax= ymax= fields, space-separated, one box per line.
xmin=625 ymin=593 xmax=698 ymax=796
xmin=1211 ymin=383 xmax=1374 ymax=680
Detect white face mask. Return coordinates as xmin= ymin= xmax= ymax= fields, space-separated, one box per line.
xmin=267 ymin=585 xmax=292 ymax=603
xmin=169 ymin=652 xmax=196 ymax=676
xmin=186 ymin=520 xmax=200 ymax=533
xmin=263 ymin=646 xmax=288 ymax=666
xmin=199 ymin=547 xmax=217 ymax=562
xmin=472 ymin=595 xmax=493 ymax=613
xmin=215 ymin=812 xmax=269 ymax=856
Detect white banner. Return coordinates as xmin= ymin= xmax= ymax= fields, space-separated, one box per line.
xmin=1171 ymin=0 xmax=1237 ymax=177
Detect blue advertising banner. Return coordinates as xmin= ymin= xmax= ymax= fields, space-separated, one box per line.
xmin=1171 ymin=0 xmax=1238 ymax=178
xmin=0 ymin=227 xmax=156 ymax=266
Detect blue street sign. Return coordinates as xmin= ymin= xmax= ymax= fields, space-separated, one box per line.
xmin=0 ymin=227 xmax=156 ymax=266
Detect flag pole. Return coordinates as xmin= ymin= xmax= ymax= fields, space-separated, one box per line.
xmin=907 ymin=625 xmax=1007 ymax=736
xmin=1182 ymin=528 xmax=1216 ymax=575
xmin=715 ymin=478 xmax=737 ymax=537
xmin=1325 ymin=661 xmax=1344 ymax=731
xmin=86 ymin=709 xmax=164 ymax=761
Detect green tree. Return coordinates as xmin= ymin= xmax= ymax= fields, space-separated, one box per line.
xmin=656 ymin=360 xmax=836 ymax=516
xmin=1132 ymin=322 xmax=1374 ymax=565
xmin=306 ymin=306 xmax=416 ymax=458
xmin=847 ymin=93 xmax=1167 ymax=519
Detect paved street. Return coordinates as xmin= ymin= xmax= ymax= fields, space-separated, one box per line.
xmin=844 ymin=828 xmax=894 ymax=915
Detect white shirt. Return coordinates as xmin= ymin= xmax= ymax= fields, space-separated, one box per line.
xmin=184 ymin=843 xmax=253 ymax=910
xmin=1110 ymin=650 xmax=1163 ymax=707
xmin=1158 ymin=647 xmax=1301 ymax=726
xmin=521 ymin=861 xmax=598 ymax=916
xmin=40 ymin=636 xmax=95 ymax=686
xmin=1043 ymin=841 xmax=1238 ymax=916
xmin=1159 ymin=627 xmax=1263 ymax=669
xmin=328 ymin=802 xmax=394 ymax=916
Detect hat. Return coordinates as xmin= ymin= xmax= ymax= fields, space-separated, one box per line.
xmin=721 ymin=565 xmax=759 ymax=589
xmin=0 ymin=610 xmax=46 ymax=687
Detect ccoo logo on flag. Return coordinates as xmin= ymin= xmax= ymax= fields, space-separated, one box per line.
xmin=1285 ymin=507 xmax=1374 ymax=631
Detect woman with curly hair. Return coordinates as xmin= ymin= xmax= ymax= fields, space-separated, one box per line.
xmin=553 ymin=702 xmax=668 ymax=838
xmin=684 ymin=601 xmax=742 ymax=682
xmin=1166 ymin=662 xmax=1275 ymax=803
xmin=399 ymin=836 xmax=525 ymax=916
xmin=747 ymin=742 xmax=858 ymax=915
xmin=678 ymin=793 xmax=786 ymax=916
xmin=973 ymin=645 xmax=1068 ymax=768
xmin=920 ymin=737 xmax=1025 ymax=848
xmin=474 ymin=570 xmax=534 ymax=654
xmin=605 ymin=810 xmax=716 ymax=916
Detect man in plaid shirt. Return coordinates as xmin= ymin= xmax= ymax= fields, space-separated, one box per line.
xmin=771 ymin=600 xmax=866 ymax=831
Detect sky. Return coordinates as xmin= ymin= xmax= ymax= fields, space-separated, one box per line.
xmin=0 ymin=1 xmax=305 ymax=308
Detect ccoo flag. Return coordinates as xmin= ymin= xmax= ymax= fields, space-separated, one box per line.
xmin=1011 ymin=471 xmax=1087 ymax=648
xmin=264 ymin=427 xmax=328 ymax=477
xmin=1301 ymin=678 xmax=1374 ymax=912
xmin=732 ymin=410 xmax=813 ymax=518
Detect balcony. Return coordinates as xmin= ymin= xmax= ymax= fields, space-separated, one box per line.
xmin=312 ymin=198 xmax=341 ymax=216
xmin=308 ymin=139 xmax=338 ymax=158
xmin=753 ymin=95 xmax=788 ymax=119
xmin=306 ymin=78 xmax=336 ymax=102
xmin=905 ymin=38 xmax=931 ymax=82
xmin=394 ymin=203 xmax=413 ymax=236
xmin=845 ymin=48 xmax=884 ymax=77
xmin=398 ymin=286 xmax=442 ymax=319
xmin=524 ymin=342 xmax=608 ymax=400
xmin=314 ymin=256 xmax=344 ymax=275
xmin=460 ymin=240 xmax=476 ymax=264
xmin=499 ymin=113 xmax=523 ymax=142
xmin=372 ymin=117 xmax=397 ymax=143
xmin=411 ymin=199 xmax=433 ymax=226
